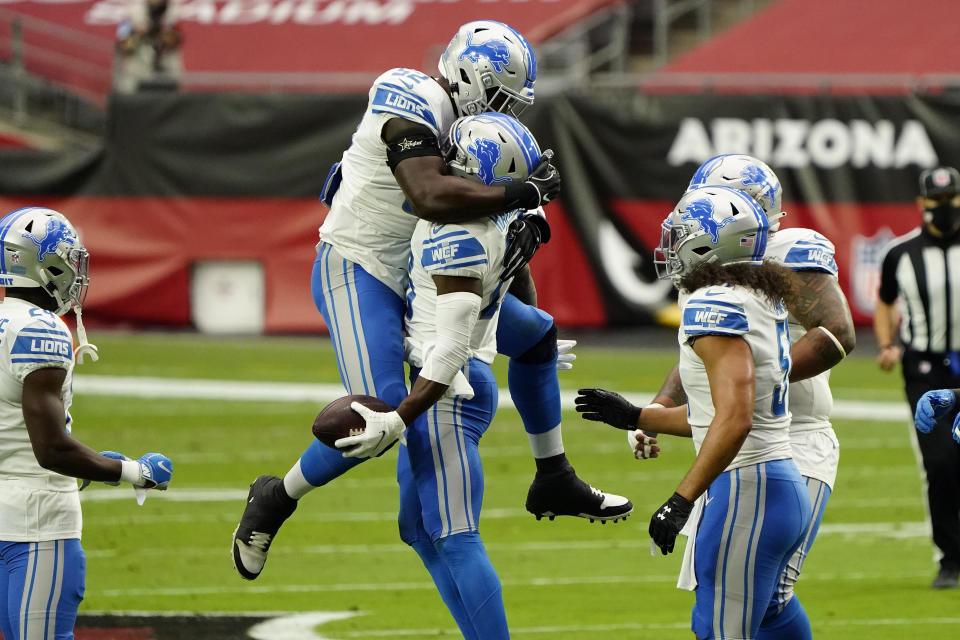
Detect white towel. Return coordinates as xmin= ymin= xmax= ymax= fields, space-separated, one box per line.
xmin=676 ymin=494 xmax=705 ymax=591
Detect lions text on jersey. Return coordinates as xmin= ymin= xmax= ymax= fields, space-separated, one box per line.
xmin=0 ymin=297 xmax=80 ymax=542
xmin=319 ymin=68 xmax=456 ymax=298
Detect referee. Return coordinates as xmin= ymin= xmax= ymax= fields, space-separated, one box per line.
xmin=875 ymin=165 xmax=960 ymax=589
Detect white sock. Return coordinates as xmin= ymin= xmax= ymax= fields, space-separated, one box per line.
xmin=282 ymin=460 xmax=313 ymax=500
xmin=527 ymin=424 xmax=565 ymax=459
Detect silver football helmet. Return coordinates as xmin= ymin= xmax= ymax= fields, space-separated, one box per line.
xmin=439 ymin=20 xmax=536 ymax=118
xmin=445 ymin=112 xmax=542 ymax=185
xmin=687 ymin=154 xmax=785 ymax=231
xmin=654 ymin=186 xmax=770 ymax=281
xmin=0 ymin=207 xmax=89 ymax=315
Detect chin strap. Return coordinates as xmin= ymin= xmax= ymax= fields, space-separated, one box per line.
xmin=73 ymin=306 xmax=99 ymax=364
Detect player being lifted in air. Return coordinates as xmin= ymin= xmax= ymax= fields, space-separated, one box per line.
xmin=232 ymin=20 xmax=632 ymax=581
xmin=339 ymin=112 xmax=544 ymax=638
xmin=0 ymin=207 xmax=173 ymax=640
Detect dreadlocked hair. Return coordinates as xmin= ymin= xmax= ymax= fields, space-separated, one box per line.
xmin=678 ymin=260 xmax=800 ymax=307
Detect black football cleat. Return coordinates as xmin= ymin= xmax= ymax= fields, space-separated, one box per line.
xmin=232 ymin=475 xmax=298 ymax=580
xmin=526 ymin=464 xmax=632 ymax=523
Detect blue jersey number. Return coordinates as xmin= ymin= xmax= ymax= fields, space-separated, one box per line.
xmin=389 ymin=69 xmax=430 ymax=91
xmin=771 ymin=319 xmax=791 ymax=417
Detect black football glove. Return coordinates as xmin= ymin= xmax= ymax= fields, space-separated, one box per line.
xmin=575 ymin=388 xmax=643 ymax=429
xmin=503 ymin=149 xmax=561 ymax=210
xmin=649 ymin=492 xmax=695 ymax=555
xmin=501 ymin=215 xmax=551 ymax=281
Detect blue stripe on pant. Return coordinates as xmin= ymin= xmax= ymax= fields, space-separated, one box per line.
xmin=297 ymin=243 xmax=409 ymax=484
xmin=398 ymin=360 xmax=497 ymax=542
xmin=0 ymin=539 xmax=85 ymax=640
xmin=397 ymin=360 xmax=508 ymax=640
xmin=692 ymin=460 xmax=812 ymax=640
xmin=768 ymin=477 xmax=831 ymax=616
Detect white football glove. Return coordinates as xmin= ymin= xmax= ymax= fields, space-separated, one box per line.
xmin=627 ymin=429 xmax=659 ymax=460
xmin=336 ymin=401 xmax=406 ymax=459
xmin=557 ymin=339 xmax=577 ymax=371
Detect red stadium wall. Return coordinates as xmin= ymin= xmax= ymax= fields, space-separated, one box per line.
xmin=0 ymin=197 xmax=327 ymax=332
xmin=0 ymin=195 xmax=611 ymax=332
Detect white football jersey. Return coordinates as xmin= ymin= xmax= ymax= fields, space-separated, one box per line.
xmin=405 ymin=212 xmax=518 ymax=369
xmin=319 ymin=68 xmax=457 ymax=297
xmin=678 ymin=284 xmax=793 ymax=471
xmin=765 ymin=228 xmax=838 ymax=433
xmin=0 ymin=297 xmax=81 ymax=542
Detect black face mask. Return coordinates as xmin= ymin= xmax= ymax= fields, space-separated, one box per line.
xmin=924 ymin=203 xmax=960 ymax=236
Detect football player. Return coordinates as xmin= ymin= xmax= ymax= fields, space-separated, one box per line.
xmin=0 ymin=207 xmax=172 ymax=640
xmin=577 ymin=187 xmax=813 ymax=640
xmin=578 ymin=155 xmax=855 ymax=639
xmin=232 ymin=20 xmax=631 ymax=581
xmin=338 ymin=113 xmax=544 ymax=638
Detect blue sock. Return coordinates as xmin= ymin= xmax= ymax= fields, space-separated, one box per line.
xmin=409 ymin=539 xmax=479 ymax=640
xmin=435 ymin=532 xmax=509 ymax=640
xmin=758 ymin=596 xmax=812 ymax=640
xmin=297 ymin=440 xmax=362 ymax=487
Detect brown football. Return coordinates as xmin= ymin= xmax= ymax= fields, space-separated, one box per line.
xmin=312 ymin=394 xmax=395 ymax=450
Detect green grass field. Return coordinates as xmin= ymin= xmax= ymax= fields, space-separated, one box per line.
xmin=71 ymin=331 xmax=956 ymax=639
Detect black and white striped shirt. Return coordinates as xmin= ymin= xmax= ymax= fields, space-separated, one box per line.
xmin=879 ymin=227 xmax=960 ymax=352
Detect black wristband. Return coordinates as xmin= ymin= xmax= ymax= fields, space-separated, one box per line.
xmin=504 ymin=182 xmax=538 ymax=211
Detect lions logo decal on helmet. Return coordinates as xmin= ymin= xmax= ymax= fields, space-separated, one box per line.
xmin=467 ymin=138 xmax=512 ymax=185
xmin=680 ymin=198 xmax=737 ymax=243
xmin=22 ymin=218 xmax=76 ymax=263
xmin=458 ymin=33 xmax=512 ymax=73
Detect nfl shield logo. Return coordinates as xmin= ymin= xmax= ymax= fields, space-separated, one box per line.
xmin=851 ymin=228 xmax=895 ymax=316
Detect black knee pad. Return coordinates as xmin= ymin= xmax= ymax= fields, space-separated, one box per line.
xmin=515 ymin=324 xmax=558 ymax=364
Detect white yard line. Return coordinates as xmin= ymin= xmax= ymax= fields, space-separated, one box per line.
xmin=84 ymin=522 xmax=930 ymax=562
xmin=96 ymin=567 xmax=937 ymax=598
xmin=74 ymin=375 xmax=911 ymax=422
